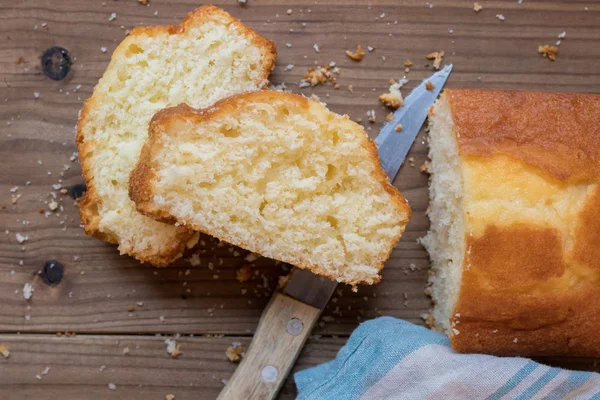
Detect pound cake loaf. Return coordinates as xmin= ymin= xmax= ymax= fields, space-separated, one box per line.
xmin=129 ymin=91 xmax=411 ymax=285
xmin=76 ymin=5 xmax=276 ymax=265
xmin=422 ymin=89 xmax=600 ymax=356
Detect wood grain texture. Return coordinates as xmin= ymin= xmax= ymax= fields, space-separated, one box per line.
xmin=218 ymin=293 xmax=322 ymax=400
xmin=1 ymin=0 xmax=599 ymax=398
xmin=0 ymin=334 xmax=344 ymax=400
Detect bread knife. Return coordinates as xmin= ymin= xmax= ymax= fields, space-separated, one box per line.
xmin=218 ymin=64 xmax=453 ymax=400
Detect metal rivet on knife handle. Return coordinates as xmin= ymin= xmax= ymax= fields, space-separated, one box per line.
xmin=261 ymin=365 xmax=278 ymax=383
xmin=286 ymin=318 xmax=304 ymax=336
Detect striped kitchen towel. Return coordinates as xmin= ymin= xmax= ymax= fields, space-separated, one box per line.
xmin=295 ymin=317 xmax=600 ymax=399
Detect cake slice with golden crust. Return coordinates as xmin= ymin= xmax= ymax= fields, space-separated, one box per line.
xmin=129 ymin=91 xmax=411 ymax=285
xmin=76 ymin=5 xmax=276 ymax=265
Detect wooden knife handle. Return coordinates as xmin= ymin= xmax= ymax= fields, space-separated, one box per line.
xmin=217 ymin=291 xmax=322 ymax=400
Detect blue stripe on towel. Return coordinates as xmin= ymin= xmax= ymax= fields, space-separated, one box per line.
xmin=295 ymin=317 xmax=448 ymax=400
xmin=545 ymin=371 xmax=590 ymax=400
xmin=514 ymin=368 xmax=561 ymax=400
xmin=488 ymin=361 xmax=538 ymax=400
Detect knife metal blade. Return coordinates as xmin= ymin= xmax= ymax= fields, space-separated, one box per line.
xmin=283 ymin=65 xmax=453 ymax=309
xmin=376 ymin=64 xmax=453 ymax=181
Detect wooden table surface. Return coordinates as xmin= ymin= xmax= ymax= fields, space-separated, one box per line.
xmin=1 ymin=0 xmax=599 ymax=398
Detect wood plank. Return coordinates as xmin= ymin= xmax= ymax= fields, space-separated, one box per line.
xmin=0 ymin=0 xmax=599 ymax=388
xmin=1 ymin=333 xmax=598 ymax=399
xmin=0 ymin=334 xmax=344 ymax=399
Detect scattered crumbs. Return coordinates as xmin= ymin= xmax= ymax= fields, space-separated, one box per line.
xmin=395 ymin=124 xmax=403 ymax=132
xmin=136 ymin=301 xmax=144 ymax=307
xmin=379 ymin=79 xmax=408 ymax=109
xmin=420 ymin=161 xmax=431 ymax=173
xmin=404 ymin=60 xmax=413 ymax=68
xmin=226 ymin=342 xmax=243 ymax=363
xmin=127 ymin=304 xmax=135 ymax=312
xmin=188 ymin=253 xmax=201 ymax=266
xmin=367 ymin=46 xmax=375 ymax=52
xmin=347 ymin=84 xmax=354 ymax=93
xmin=473 ymin=2 xmax=483 ymax=12
xmin=366 ymin=110 xmax=376 ymax=123
xmin=558 ymin=31 xmax=567 ymax=39
xmin=496 ymin=14 xmax=505 ymax=21
xmin=385 ymin=113 xmax=394 ymax=122
xmin=138 ymin=0 xmax=149 ymax=4
xmin=286 ymin=9 xmax=292 ymax=15
xmin=285 ymin=64 xmax=294 ymax=71
xmin=426 ymin=51 xmax=445 ymax=70
xmin=123 ymin=347 xmax=130 ymax=355
xmin=301 ymin=65 xmax=339 ymax=87
xmin=99 ymin=365 xmax=106 ymax=372
xmin=408 ymin=157 xmax=415 ymax=167
xmin=41 ymin=366 xmax=50 ymax=376
xmin=538 ymin=45 xmax=558 ymax=61
xmin=313 ymin=44 xmax=320 ymax=53
xmin=33 ymin=92 xmax=40 ymax=99
xmin=345 ymin=45 xmax=364 ymax=61
xmin=0 ymin=344 xmax=9 ymax=358
xmin=165 ymin=338 xmax=181 ymax=358
xmin=23 ymin=283 xmax=34 ymax=300
xmin=425 ymin=81 xmax=435 ymax=91
xmin=166 ymin=395 xmax=175 ymax=400
xmin=159 ymin=316 xmax=165 ymax=322
xmin=236 ymin=265 xmax=253 ymax=283
xmin=108 ymin=383 xmax=117 ymax=390
xmin=48 ymin=201 xmax=58 ymax=211
xmin=285 ymin=42 xmax=292 ymax=48
xmin=15 ymin=233 xmax=28 ymax=244
xmin=108 ymin=12 xmax=117 ymax=21
xmin=101 ymin=47 xmax=107 ymax=53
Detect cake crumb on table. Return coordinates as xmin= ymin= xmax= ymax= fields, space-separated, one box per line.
xmin=226 ymin=342 xmax=244 ymax=362
xmin=236 ymin=265 xmax=253 ymax=282
xmin=301 ymin=65 xmax=339 ymax=87
xmin=426 ymin=51 xmax=445 ymax=70
xmin=166 ymin=395 xmax=175 ymax=400
xmin=345 ymin=45 xmax=365 ymax=61
xmin=0 ymin=344 xmax=9 ymax=358
xmin=379 ymin=79 xmax=408 ymax=109
xmin=23 ymin=283 xmax=34 ymax=300
xmin=395 ymin=124 xmax=403 ymax=132
xmin=473 ymin=2 xmax=483 ymax=12
xmin=425 ymin=81 xmax=435 ymax=91
xmin=165 ymin=338 xmax=181 ymax=358
xmin=538 ymin=44 xmax=558 ymax=61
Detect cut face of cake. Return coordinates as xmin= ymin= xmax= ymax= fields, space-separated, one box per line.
xmin=129 ymin=90 xmax=411 ymax=285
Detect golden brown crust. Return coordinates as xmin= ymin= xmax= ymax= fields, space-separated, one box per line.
xmin=129 ymin=90 xmax=411 ymax=285
xmin=445 ymin=89 xmax=600 ymax=356
xmin=76 ymin=5 xmax=276 ymax=266
xmin=446 ymin=89 xmax=600 ymax=183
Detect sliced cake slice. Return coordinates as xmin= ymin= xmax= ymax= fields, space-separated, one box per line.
xmin=129 ymin=91 xmax=411 ymax=285
xmin=76 ymin=5 xmax=276 ymax=265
